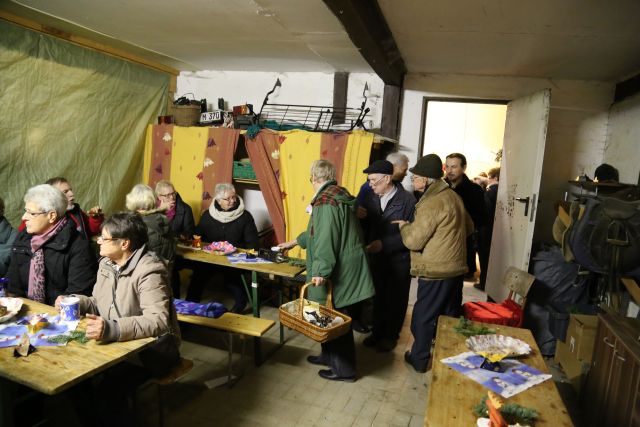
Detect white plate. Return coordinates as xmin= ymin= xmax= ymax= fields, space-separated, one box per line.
xmin=0 ymin=297 xmax=23 ymax=323
xmin=466 ymin=334 xmax=531 ymax=358
xmin=177 ymin=243 xmax=202 ymax=251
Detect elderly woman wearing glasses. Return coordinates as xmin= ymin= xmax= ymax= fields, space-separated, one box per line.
xmin=125 ymin=184 xmax=176 ymax=275
xmin=59 ymin=213 xmax=180 ymax=357
xmin=57 ymin=212 xmax=180 ymax=426
xmin=155 ymin=180 xmax=195 ymax=240
xmin=7 ymin=184 xmax=97 ymax=304
xmin=186 ymin=183 xmax=259 ymax=312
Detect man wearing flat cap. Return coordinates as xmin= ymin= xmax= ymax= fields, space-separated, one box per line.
xmin=395 ymin=154 xmax=473 ymax=372
xmin=359 ymin=160 xmax=416 ymax=352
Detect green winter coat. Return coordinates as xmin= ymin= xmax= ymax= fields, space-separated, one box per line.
xmin=297 ymin=180 xmax=374 ymax=309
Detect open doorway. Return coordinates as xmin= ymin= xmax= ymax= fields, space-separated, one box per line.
xmin=418 ymin=98 xmax=508 ymax=180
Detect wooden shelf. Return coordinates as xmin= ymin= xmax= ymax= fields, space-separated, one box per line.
xmin=234 ymin=178 xmax=259 ymax=185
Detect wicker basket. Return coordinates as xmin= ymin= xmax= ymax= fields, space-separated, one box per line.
xmin=279 ymin=282 xmax=351 ymax=343
xmin=171 ymin=104 xmax=201 ymax=126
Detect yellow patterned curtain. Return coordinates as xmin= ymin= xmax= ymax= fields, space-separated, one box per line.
xmin=143 ymin=126 xmax=239 ymax=223
xmin=279 ymin=130 xmax=373 ymax=258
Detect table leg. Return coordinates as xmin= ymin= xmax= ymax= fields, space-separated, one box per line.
xmin=278 ymin=280 xmax=284 ymax=345
xmin=0 ymin=378 xmax=15 ymax=427
xmin=251 ymin=271 xmax=263 ymax=366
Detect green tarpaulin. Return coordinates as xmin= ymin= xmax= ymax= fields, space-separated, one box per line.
xmin=0 ymin=19 xmax=169 ymax=226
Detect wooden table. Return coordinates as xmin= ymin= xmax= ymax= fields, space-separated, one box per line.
xmin=425 ymin=316 xmax=573 ymax=427
xmin=177 ymin=246 xmax=306 ymax=364
xmin=0 ymin=298 xmax=154 ymax=425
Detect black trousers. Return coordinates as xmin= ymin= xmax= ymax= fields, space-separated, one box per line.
xmin=371 ymin=256 xmax=411 ymax=341
xmin=409 ymin=276 xmax=463 ymax=370
xmin=318 ymin=304 xmax=357 ymax=377
xmin=186 ymin=264 xmax=248 ymax=308
xmin=466 ymin=234 xmax=478 ymax=275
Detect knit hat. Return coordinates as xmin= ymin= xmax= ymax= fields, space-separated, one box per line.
xmin=410 ymin=154 xmax=443 ymax=179
xmin=363 ymin=160 xmax=393 ymax=175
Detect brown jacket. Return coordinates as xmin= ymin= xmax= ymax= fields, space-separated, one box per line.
xmin=78 ymin=245 xmax=180 ymax=342
xmin=400 ymin=180 xmax=473 ymax=279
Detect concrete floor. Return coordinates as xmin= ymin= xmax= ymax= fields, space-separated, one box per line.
xmin=145 ymin=277 xmax=490 ymax=427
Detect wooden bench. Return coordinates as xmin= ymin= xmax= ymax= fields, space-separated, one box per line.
xmin=177 ymin=312 xmax=275 ymax=387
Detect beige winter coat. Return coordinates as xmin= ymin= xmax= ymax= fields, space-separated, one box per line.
xmin=78 ymin=245 xmax=180 ymax=342
xmin=400 ymin=180 xmax=474 ymax=279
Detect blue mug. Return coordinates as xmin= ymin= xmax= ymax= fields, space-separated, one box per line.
xmin=60 ymin=296 xmax=80 ymax=322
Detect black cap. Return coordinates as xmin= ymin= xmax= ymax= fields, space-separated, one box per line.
xmin=363 ymin=160 xmax=394 ymax=175
xmin=410 ymin=154 xmax=443 ymax=179
xmin=594 ymin=163 xmax=619 ymax=182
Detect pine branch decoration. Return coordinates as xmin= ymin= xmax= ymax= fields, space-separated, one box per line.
xmin=454 ymin=317 xmax=496 ymax=337
xmin=46 ymin=330 xmax=89 ymax=344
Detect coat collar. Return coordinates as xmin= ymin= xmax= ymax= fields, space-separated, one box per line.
xmin=104 ymin=245 xmax=147 ymax=276
xmin=417 ymin=179 xmax=450 ymax=205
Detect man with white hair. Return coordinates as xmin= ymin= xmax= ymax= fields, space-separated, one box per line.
xmin=395 ymin=154 xmax=473 ymax=372
xmin=359 ymin=159 xmax=415 ymax=352
xmin=279 ymin=159 xmax=374 ymax=382
xmin=356 ymin=152 xmax=410 ymax=219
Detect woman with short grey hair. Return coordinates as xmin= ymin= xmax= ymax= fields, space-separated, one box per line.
xmin=7 ymin=184 xmax=96 ymax=304
xmin=125 ymin=184 xmax=175 ymax=275
xmin=125 ymin=184 xmax=157 ymax=212
xmin=186 ymin=182 xmax=259 ymax=312
xmin=25 ymin=184 xmax=68 ymax=219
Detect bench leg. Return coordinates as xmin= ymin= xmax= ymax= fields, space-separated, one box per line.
xmin=204 ymin=332 xmax=244 ymax=389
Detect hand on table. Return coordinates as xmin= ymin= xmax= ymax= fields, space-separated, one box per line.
xmin=85 ymin=314 xmax=105 ymax=340
xmin=54 ymin=295 xmax=64 ymax=311
xmin=278 ymin=240 xmax=298 ymax=250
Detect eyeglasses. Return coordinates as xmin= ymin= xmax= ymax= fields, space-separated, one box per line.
xmin=218 ymin=195 xmax=237 ymax=203
xmin=367 ymin=176 xmax=387 ymax=187
xmin=158 ymin=191 xmax=176 ymax=200
xmin=97 ymin=236 xmax=120 ymax=244
xmin=24 ymin=209 xmax=47 ymax=218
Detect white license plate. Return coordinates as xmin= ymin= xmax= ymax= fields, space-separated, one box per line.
xmin=200 ymin=110 xmax=223 ymax=123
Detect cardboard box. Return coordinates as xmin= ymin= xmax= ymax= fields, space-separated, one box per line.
xmin=555 ymin=339 xmax=590 ymax=396
xmin=566 ymin=314 xmax=598 ymax=363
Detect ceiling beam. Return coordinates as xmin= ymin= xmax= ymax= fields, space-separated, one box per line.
xmin=323 ymin=0 xmax=406 ymax=86
xmin=614 ymin=73 xmax=640 ymax=103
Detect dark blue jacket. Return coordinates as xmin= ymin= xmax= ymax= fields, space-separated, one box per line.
xmin=359 ymin=182 xmax=416 ymax=260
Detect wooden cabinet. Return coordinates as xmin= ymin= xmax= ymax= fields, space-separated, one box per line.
xmin=583 ymin=313 xmax=640 ymax=427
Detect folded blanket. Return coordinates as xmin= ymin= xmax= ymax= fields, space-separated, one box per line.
xmin=173 ymin=298 xmax=227 ymax=318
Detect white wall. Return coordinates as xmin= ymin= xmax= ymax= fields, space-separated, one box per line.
xmin=177 ymin=71 xmax=384 ymax=235
xmin=604 ymin=93 xmax=640 ymax=184
xmin=399 ymin=73 xmax=615 ymax=244
xmin=177 ymin=71 xmax=384 ymax=130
